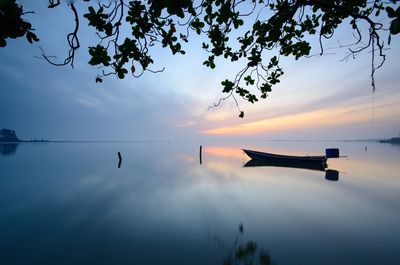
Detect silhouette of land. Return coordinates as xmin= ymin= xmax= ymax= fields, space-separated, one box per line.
xmin=379 ymin=137 xmax=400 ymax=145
xmin=0 ymin=128 xmax=49 ymax=143
xmin=0 ymin=129 xmax=20 ymax=142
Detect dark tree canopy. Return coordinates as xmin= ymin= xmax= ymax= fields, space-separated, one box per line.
xmin=1 ymin=0 xmax=399 ymax=117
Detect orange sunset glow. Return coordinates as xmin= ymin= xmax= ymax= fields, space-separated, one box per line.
xmin=204 ymin=146 xmax=244 ymax=159
xmin=201 ymin=91 xmax=400 ymax=136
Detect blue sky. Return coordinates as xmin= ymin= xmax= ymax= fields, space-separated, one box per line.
xmin=1 ymin=1 xmax=399 ymax=141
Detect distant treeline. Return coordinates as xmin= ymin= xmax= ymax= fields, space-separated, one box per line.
xmin=0 ymin=128 xmax=49 ymax=142
xmin=379 ymin=137 xmax=400 ymax=144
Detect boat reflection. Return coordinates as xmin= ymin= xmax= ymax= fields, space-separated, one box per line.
xmin=243 ymin=159 xmax=326 ymax=171
xmin=244 ymin=159 xmax=339 ymax=181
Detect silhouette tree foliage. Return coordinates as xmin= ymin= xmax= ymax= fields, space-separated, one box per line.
xmin=1 ymin=0 xmax=399 ymax=117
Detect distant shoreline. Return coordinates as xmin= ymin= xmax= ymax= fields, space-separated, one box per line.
xmin=1 ymin=138 xmax=399 ymax=143
xmin=378 ymin=137 xmax=400 ymax=144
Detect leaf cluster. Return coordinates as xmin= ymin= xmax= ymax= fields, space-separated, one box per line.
xmin=0 ymin=0 xmax=38 ymax=47
xmin=386 ymin=5 xmax=400 ymax=35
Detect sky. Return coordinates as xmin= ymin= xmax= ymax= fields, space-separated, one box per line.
xmin=1 ymin=1 xmax=399 ymax=141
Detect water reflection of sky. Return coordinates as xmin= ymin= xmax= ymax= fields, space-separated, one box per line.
xmin=0 ymin=141 xmax=399 ymax=265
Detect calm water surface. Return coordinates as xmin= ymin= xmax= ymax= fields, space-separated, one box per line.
xmin=0 ymin=141 xmax=399 ymax=265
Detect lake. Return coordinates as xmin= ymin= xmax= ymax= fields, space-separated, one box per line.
xmin=0 ymin=141 xmax=399 ymax=265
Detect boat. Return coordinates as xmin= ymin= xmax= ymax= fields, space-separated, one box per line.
xmin=242 ymin=149 xmax=329 ymax=168
xmin=243 ymin=149 xmax=341 ymax=180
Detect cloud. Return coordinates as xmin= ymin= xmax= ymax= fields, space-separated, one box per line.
xmin=1 ymin=2 xmax=400 ymax=140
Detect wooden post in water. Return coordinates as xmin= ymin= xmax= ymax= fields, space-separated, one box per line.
xmin=118 ymin=152 xmax=122 ymax=168
xmin=199 ymin=145 xmax=202 ymax=165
